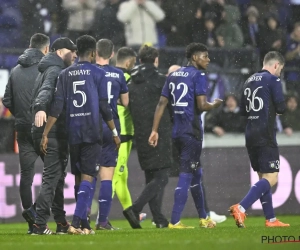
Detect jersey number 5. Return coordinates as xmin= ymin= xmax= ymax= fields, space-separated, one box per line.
xmin=244 ymin=86 xmax=264 ymax=112
xmin=170 ymin=82 xmax=188 ymax=107
xmin=73 ymin=80 xmax=87 ymax=108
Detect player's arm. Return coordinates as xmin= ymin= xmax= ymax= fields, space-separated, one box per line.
xmin=119 ymin=73 xmax=129 ymax=107
xmin=149 ymin=96 xmax=168 ymax=147
xmin=40 ymin=74 xmax=65 ymax=154
xmin=271 ymin=78 xmax=286 ymax=115
xmin=239 ymin=89 xmax=247 ymax=116
xmin=3 ymin=74 xmax=15 ymax=115
xmin=196 ymin=95 xmax=222 ymax=111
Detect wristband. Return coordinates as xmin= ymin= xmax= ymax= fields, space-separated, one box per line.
xmin=112 ymin=128 xmax=118 ymax=137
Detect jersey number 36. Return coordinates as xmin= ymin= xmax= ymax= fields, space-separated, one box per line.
xmin=244 ymin=86 xmax=264 ymax=112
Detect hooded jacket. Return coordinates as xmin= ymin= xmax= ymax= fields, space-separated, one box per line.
xmin=128 ymin=63 xmax=172 ymax=171
xmin=3 ymin=48 xmax=44 ymax=132
xmin=31 ymin=52 xmax=67 ymax=139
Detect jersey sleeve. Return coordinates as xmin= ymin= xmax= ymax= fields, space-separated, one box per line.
xmin=161 ymin=79 xmax=170 ymax=98
xmin=96 ymin=69 xmax=108 ymax=101
xmin=49 ymin=73 xmax=65 ymax=118
xmin=194 ymin=71 xmax=207 ymax=96
xmin=119 ymin=73 xmax=128 ymax=94
xmin=270 ymin=78 xmax=286 ymax=114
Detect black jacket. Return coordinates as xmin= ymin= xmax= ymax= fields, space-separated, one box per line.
xmin=31 ymin=52 xmax=67 ymax=139
xmin=3 ymin=48 xmax=44 ymax=132
xmin=129 ymin=63 xmax=172 ymax=171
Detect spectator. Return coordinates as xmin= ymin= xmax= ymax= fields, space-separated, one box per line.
xmin=186 ymin=10 xmax=218 ymax=48
xmin=241 ymin=6 xmax=260 ymax=48
xmin=290 ymin=0 xmax=300 ymax=24
xmin=201 ymin=0 xmax=225 ymax=28
xmin=280 ymin=93 xmax=300 ymax=136
xmin=205 ymin=94 xmax=246 ymax=136
xmin=63 ymin=0 xmax=97 ymax=42
xmin=117 ymin=0 xmax=165 ymax=48
xmin=258 ymin=13 xmax=285 ymax=61
xmin=285 ymin=22 xmax=300 ymax=94
xmin=91 ymin=0 xmax=125 ymax=48
xmin=215 ymin=5 xmax=244 ymax=48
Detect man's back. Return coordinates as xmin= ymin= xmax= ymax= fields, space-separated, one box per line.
xmin=51 ymin=61 xmax=107 ymax=145
xmin=97 ymin=65 xmax=128 ymax=120
xmin=3 ymin=48 xmax=44 ymax=131
xmin=161 ymin=66 xmax=207 ymax=140
xmin=240 ymin=70 xmax=285 ymax=147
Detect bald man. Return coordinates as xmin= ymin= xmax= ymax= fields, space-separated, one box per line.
xmin=167 ymin=65 xmax=181 ymax=76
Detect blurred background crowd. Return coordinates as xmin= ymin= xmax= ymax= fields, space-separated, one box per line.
xmin=0 ymin=0 xmax=300 ymax=151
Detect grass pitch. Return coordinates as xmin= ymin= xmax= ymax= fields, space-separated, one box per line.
xmin=1 ymin=216 xmax=300 ymax=250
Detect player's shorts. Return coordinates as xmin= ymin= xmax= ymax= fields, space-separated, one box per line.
xmin=173 ymin=136 xmax=202 ymax=173
xmin=100 ymin=120 xmax=120 ymax=167
xmin=247 ymin=146 xmax=280 ymax=173
xmin=70 ymin=142 xmax=102 ymax=177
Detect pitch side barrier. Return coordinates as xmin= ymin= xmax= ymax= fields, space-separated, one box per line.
xmin=0 ymin=132 xmax=299 ymax=223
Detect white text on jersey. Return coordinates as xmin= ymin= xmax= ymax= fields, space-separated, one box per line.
xmin=105 ymin=72 xmax=119 ymax=78
xmin=69 ymin=69 xmax=91 ymax=76
xmin=171 ymin=72 xmax=189 ymax=77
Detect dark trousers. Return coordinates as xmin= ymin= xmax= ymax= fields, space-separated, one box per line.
xmin=132 ymin=168 xmax=169 ymax=225
xmin=17 ymin=131 xmax=39 ymax=209
xmin=33 ymin=137 xmax=69 ymax=225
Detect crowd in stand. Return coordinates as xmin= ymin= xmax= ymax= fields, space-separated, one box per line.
xmin=0 ymin=0 xmax=300 ymax=135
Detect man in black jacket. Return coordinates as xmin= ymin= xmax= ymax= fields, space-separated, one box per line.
xmin=31 ymin=37 xmax=77 ymax=235
xmin=3 ymin=33 xmax=50 ymax=234
xmin=123 ymin=45 xmax=171 ymax=229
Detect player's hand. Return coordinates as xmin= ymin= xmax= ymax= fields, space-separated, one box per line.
xmin=35 ymin=111 xmax=47 ymax=127
xmin=113 ymin=136 xmax=121 ymax=150
xmin=148 ymin=131 xmax=158 ymax=147
xmin=40 ymin=135 xmax=48 ymax=155
xmin=213 ymin=98 xmax=223 ymax=108
xmin=213 ymin=126 xmax=225 ymax=137
xmin=284 ymin=127 xmax=293 ymax=136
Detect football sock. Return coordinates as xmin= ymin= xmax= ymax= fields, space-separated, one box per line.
xmin=81 ymin=218 xmax=91 ymax=230
xmin=98 ymin=180 xmax=113 ymax=223
xmin=190 ymin=168 xmax=207 ymax=219
xmin=240 ymin=178 xmax=271 ymax=211
xmin=72 ymin=180 xmax=92 ymax=228
xmin=171 ymin=172 xmax=193 ymax=225
xmin=260 ymin=189 xmax=275 ymax=220
xmin=74 ymin=184 xmax=79 ymax=202
xmin=87 ymin=177 xmax=97 ymax=212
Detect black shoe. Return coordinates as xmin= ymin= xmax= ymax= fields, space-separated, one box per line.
xmin=95 ymin=222 xmax=118 ymax=230
xmin=22 ymin=206 xmax=36 ymax=224
xmin=31 ymin=224 xmax=55 ymax=235
xmin=56 ymin=222 xmax=70 ymax=234
xmin=156 ymin=222 xmax=169 ymax=228
xmin=27 ymin=223 xmax=34 ymax=234
xmin=123 ymin=206 xmax=142 ymax=229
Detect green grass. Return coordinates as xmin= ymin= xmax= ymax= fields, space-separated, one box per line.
xmin=1 ymin=216 xmax=300 ymax=250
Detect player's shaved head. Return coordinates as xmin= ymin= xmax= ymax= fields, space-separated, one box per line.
xmin=76 ymin=35 xmax=96 ymax=57
xmin=167 ymin=65 xmax=181 ymax=75
xmin=263 ymin=51 xmax=285 ymax=66
xmin=186 ymin=43 xmax=208 ymax=60
xmin=30 ymin=33 xmax=50 ymax=50
xmin=96 ymin=39 xmax=114 ymax=59
xmin=116 ymin=47 xmax=136 ymax=63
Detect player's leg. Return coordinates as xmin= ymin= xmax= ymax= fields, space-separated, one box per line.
xmin=33 ymin=138 xmax=68 ymax=235
xmin=51 ymin=140 xmax=69 ymax=234
xmin=17 ymin=131 xmax=39 ymax=234
xmin=169 ymin=137 xmax=194 ymax=229
xmin=68 ymin=142 xmax=100 ymax=235
xmin=86 ymin=176 xmax=97 ymax=223
xmin=113 ymin=139 xmax=133 ymax=209
xmin=147 ymin=168 xmax=169 ymax=228
xmin=190 ymin=167 xmax=216 ymax=228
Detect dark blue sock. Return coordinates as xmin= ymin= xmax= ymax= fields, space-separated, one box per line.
xmin=171 ymin=172 xmax=193 ymax=225
xmin=190 ymin=168 xmax=207 ymax=219
xmin=74 ymin=184 xmax=79 ymax=202
xmin=81 ymin=218 xmax=91 ymax=230
xmin=97 ymin=180 xmax=112 ymax=224
xmin=260 ymin=189 xmax=275 ymax=220
xmin=72 ymin=180 xmax=92 ymax=228
xmin=87 ymin=177 xmax=97 ymax=212
xmin=240 ymin=178 xmax=271 ymax=211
